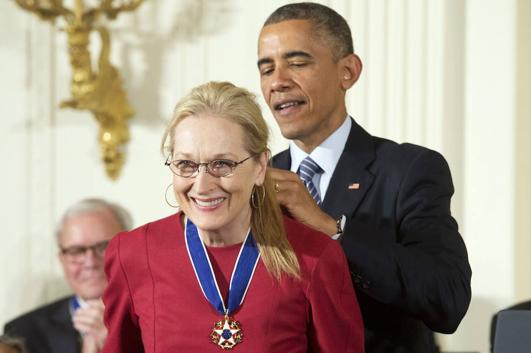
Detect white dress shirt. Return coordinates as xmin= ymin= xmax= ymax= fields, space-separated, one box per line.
xmin=289 ymin=116 xmax=352 ymax=199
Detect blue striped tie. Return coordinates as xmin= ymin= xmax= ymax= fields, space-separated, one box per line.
xmin=298 ymin=156 xmax=323 ymax=205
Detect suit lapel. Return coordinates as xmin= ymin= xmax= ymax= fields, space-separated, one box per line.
xmin=50 ymin=297 xmax=81 ymax=353
xmin=271 ymin=149 xmax=291 ymax=170
xmin=321 ymin=119 xmax=375 ymax=219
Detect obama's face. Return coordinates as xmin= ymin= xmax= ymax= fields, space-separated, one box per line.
xmin=258 ymin=19 xmax=361 ymax=151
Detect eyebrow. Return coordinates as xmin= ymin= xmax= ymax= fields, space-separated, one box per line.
xmin=172 ymin=153 xmax=239 ymax=160
xmin=257 ymin=50 xmax=314 ymax=68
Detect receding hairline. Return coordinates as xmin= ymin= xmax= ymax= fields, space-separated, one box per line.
xmin=55 ymin=198 xmax=132 ymax=242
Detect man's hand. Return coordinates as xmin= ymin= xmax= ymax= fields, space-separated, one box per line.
xmin=72 ymin=299 xmax=107 ymax=352
xmin=270 ymin=168 xmax=337 ymax=236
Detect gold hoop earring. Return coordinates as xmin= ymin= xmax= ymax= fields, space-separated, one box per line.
xmin=164 ymin=183 xmax=179 ymax=209
xmin=251 ymin=185 xmax=265 ymax=209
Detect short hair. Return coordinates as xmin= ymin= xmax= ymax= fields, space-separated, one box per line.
xmin=263 ymin=2 xmax=354 ymax=61
xmin=56 ymin=198 xmax=132 ymax=240
xmin=161 ymin=81 xmax=299 ymax=279
xmin=0 ymin=335 xmax=26 ymax=353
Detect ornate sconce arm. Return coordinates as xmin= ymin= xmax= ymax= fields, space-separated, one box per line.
xmin=14 ymin=0 xmax=74 ymax=21
xmin=99 ymin=0 xmax=145 ymax=19
xmin=15 ymin=0 xmax=145 ymax=180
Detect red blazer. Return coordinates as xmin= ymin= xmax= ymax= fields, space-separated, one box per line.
xmin=102 ymin=213 xmax=364 ymax=353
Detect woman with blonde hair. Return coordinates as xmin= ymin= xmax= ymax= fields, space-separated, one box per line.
xmin=101 ymin=81 xmax=364 ymax=353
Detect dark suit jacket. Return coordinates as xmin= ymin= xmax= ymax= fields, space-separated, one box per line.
xmin=3 ymin=296 xmax=80 ymax=353
xmin=273 ymin=119 xmax=472 ymax=353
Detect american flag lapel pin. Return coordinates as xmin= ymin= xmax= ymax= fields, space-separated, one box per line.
xmin=348 ymin=183 xmax=360 ymax=190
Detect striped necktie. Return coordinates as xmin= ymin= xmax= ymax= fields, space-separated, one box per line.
xmin=298 ymin=156 xmax=323 ymax=205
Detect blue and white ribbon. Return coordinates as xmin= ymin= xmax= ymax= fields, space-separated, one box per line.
xmin=185 ymin=217 xmax=260 ymax=316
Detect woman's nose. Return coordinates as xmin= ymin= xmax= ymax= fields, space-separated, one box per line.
xmin=193 ymin=166 xmax=217 ymax=191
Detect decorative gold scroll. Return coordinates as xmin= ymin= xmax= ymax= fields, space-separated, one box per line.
xmin=15 ymin=0 xmax=145 ymax=180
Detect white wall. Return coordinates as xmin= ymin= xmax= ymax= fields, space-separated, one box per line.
xmin=515 ymin=0 xmax=531 ymax=304
xmin=443 ymin=1 xmax=521 ymax=352
xmin=1 ymin=1 xmax=529 ymax=352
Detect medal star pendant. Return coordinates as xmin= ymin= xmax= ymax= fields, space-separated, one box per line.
xmin=210 ymin=316 xmax=243 ymax=350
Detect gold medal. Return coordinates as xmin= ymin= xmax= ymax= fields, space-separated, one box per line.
xmin=210 ymin=315 xmax=243 ymax=350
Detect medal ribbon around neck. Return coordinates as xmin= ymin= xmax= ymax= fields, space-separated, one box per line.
xmin=184 ymin=217 xmax=260 ymax=316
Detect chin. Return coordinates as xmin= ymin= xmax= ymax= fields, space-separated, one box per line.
xmin=78 ymin=289 xmax=105 ymax=300
xmin=278 ymin=125 xmax=303 ymax=141
xmin=74 ymin=282 xmax=106 ymax=300
xmin=189 ymin=217 xmax=226 ymax=232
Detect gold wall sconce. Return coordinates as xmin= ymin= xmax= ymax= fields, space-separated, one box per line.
xmin=15 ymin=0 xmax=145 ymax=180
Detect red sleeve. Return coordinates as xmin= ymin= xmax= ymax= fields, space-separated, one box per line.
xmin=101 ymin=232 xmax=145 ymax=353
xmin=307 ymin=241 xmax=365 ymax=353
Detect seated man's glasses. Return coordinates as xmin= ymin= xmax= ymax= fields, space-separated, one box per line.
xmin=60 ymin=240 xmax=109 ymax=263
xmin=165 ymin=155 xmax=255 ymax=178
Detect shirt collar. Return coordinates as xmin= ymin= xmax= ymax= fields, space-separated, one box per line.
xmin=290 ymin=116 xmax=352 ymax=175
xmin=76 ymin=296 xmax=88 ymax=309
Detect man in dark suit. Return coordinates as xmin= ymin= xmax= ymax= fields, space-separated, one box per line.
xmin=257 ymin=3 xmax=472 ymax=353
xmin=4 ymin=199 xmax=131 ymax=353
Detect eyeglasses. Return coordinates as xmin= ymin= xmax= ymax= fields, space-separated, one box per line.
xmin=165 ymin=155 xmax=255 ymax=178
xmin=60 ymin=240 xmax=109 ymax=263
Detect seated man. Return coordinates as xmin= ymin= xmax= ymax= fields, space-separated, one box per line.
xmin=4 ymin=199 xmax=131 ymax=353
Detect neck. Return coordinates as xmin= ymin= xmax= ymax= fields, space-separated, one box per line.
xmin=295 ymin=111 xmax=347 ymax=153
xmin=195 ymin=209 xmax=252 ymax=247
xmin=293 ymin=139 xmax=319 ymax=154
xmin=201 ymin=234 xmax=245 ymax=247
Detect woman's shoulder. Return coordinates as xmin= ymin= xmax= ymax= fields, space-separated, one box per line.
xmin=122 ymin=212 xmax=180 ymax=235
xmin=112 ymin=212 xmax=182 ymax=247
xmin=107 ymin=212 xmax=183 ymax=269
xmin=282 ymin=215 xmax=341 ymax=265
xmin=281 ymin=216 xmax=350 ymax=292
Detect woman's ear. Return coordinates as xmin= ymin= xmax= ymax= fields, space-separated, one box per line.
xmin=340 ymin=53 xmax=363 ymax=90
xmin=255 ymin=151 xmax=269 ymax=185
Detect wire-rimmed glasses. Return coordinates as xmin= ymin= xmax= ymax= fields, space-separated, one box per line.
xmin=165 ymin=155 xmax=255 ymax=178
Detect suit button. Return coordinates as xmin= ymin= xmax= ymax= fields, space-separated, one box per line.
xmin=362 ymin=280 xmax=371 ymax=289
xmin=353 ymin=274 xmax=362 ymax=284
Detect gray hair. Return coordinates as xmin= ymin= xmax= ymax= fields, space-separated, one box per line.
xmin=0 ymin=335 xmax=26 ymax=353
xmin=263 ymin=2 xmax=354 ymax=61
xmin=55 ymin=198 xmax=132 ymax=240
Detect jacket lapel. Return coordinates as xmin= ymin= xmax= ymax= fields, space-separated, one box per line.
xmin=321 ymin=119 xmax=375 ymax=219
xmin=271 ymin=149 xmax=291 ymax=170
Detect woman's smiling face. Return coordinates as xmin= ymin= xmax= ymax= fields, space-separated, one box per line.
xmin=170 ymin=113 xmax=266 ymax=243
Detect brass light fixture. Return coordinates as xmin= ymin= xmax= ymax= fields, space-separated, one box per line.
xmin=15 ymin=0 xmax=145 ymax=180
